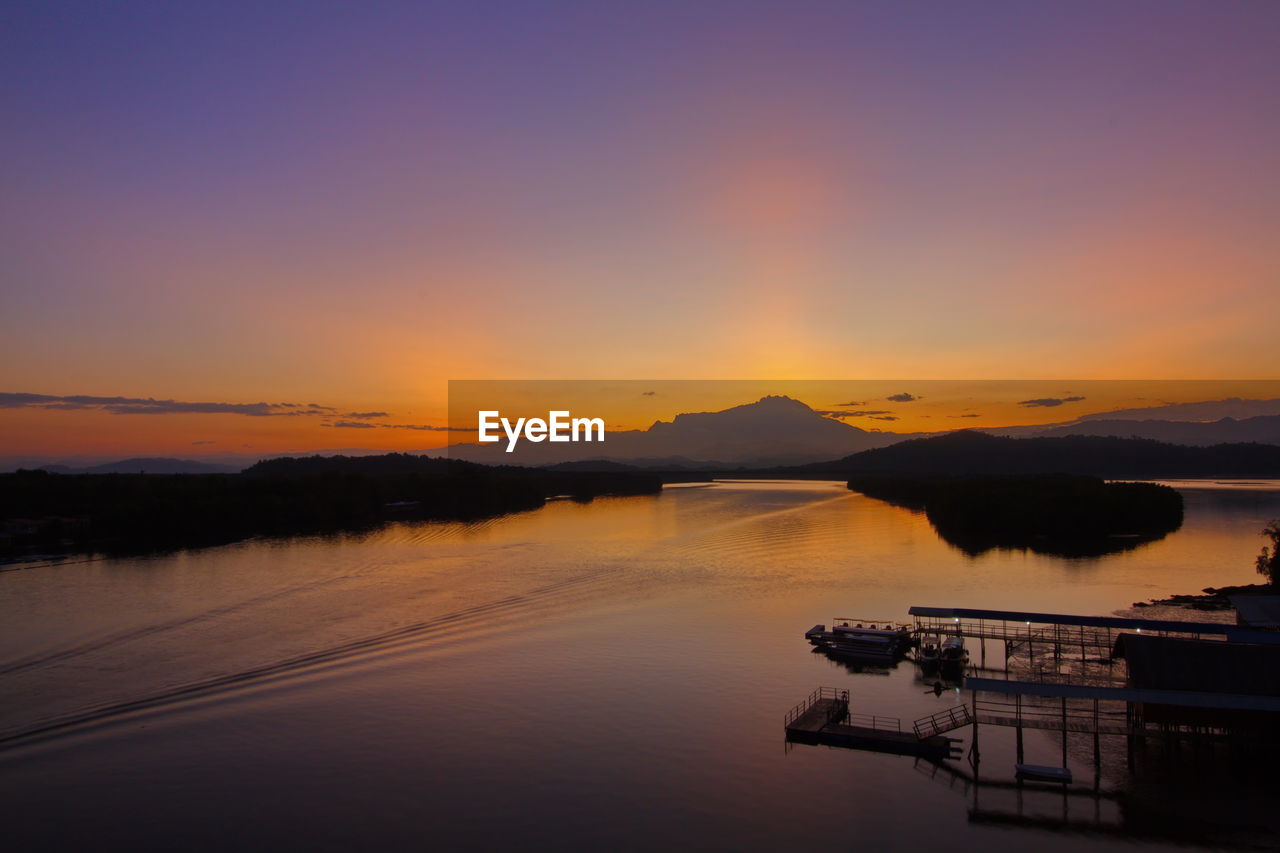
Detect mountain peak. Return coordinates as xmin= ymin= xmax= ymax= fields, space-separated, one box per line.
xmin=662 ymin=394 xmax=820 ymax=427
xmin=751 ymin=394 xmax=812 ymax=410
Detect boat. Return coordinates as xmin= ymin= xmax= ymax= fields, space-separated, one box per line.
xmin=918 ymin=641 xmax=941 ymax=667
xmin=805 ymin=618 xmax=913 ymax=661
xmin=1015 ymin=764 xmax=1073 ymax=784
xmin=939 ymin=635 xmax=968 ymax=672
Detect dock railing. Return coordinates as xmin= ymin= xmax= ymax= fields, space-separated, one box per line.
xmin=784 ymin=687 xmax=849 ymax=727
xmin=846 ymin=711 xmax=902 ymax=732
xmin=833 ymin=617 xmax=913 ymax=631
xmin=911 ymin=611 xmax=1228 ymax=660
xmin=974 ymin=694 xmax=1129 ymax=735
xmin=782 ymin=688 xmax=904 ymax=733
xmin=914 ymin=616 xmax=1110 ymax=647
xmin=913 ymin=704 xmax=973 ymax=739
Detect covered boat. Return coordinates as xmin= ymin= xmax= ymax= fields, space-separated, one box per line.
xmin=805 ymin=618 xmax=913 ymax=661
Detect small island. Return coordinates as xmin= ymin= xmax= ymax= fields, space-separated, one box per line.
xmin=847 ymin=473 xmax=1185 ymax=557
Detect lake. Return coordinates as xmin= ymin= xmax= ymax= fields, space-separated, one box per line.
xmin=2 ymin=480 xmax=1279 ymax=851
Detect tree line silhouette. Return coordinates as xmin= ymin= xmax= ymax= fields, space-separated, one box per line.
xmin=1 ymin=454 xmax=660 ymax=555
xmin=847 ymin=473 xmax=1184 ymax=557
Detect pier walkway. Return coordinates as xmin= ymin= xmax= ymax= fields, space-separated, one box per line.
xmin=785 ymin=688 xmax=963 ymax=759
xmin=909 ymin=606 xmax=1233 ymax=660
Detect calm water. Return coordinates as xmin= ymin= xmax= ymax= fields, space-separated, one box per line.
xmin=2 ymin=480 xmax=1279 ymax=851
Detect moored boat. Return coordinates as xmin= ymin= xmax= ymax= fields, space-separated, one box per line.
xmin=805 ymin=618 xmax=913 ymax=661
xmin=941 ymin=635 xmax=966 ymax=662
xmin=1015 ymin=763 xmax=1072 ymax=784
xmin=939 ymin=635 xmax=968 ymax=672
xmin=918 ymin=641 xmax=941 ymax=667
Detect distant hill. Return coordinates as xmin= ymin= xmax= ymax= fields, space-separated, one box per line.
xmin=811 ymin=431 xmax=1280 ymax=478
xmin=541 ymin=456 xmax=745 ymax=472
xmin=1077 ymin=397 xmax=1280 ymax=422
xmin=35 ymin=457 xmax=240 ymax=475
xmin=986 ymin=414 xmax=1280 ymax=446
xmin=243 ymin=453 xmax=464 ymax=476
xmin=541 ymin=459 xmax=643 ymax=472
xmin=449 ymin=395 xmax=906 ymax=467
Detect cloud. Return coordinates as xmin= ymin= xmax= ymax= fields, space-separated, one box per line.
xmin=641 ymin=391 xmax=656 ymax=396
xmin=886 ymin=393 xmax=918 ymax=403
xmin=325 ymin=421 xmax=377 ymax=429
xmin=836 ymin=400 xmax=867 ymax=407
xmin=870 ymin=415 xmax=899 ymax=421
xmin=343 ymin=411 xmax=389 ymax=420
xmin=379 ymin=423 xmax=473 ymax=431
xmin=949 ymin=413 xmax=982 ymax=418
xmin=1018 ymin=396 xmax=1086 ymax=408
xmin=816 ymin=409 xmax=899 ymax=420
xmin=0 ymin=392 xmax=336 ymax=417
xmin=191 ymin=440 xmax=216 ymax=445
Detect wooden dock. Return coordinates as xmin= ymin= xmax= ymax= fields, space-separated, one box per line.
xmin=784 ymin=688 xmax=962 ymax=760
xmin=793 ymin=605 xmax=1280 ymax=782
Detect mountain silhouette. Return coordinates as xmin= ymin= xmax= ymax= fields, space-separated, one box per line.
xmin=984 ymin=414 xmax=1280 ymax=446
xmin=813 ymin=430 xmax=1280 ymax=478
xmin=35 ymin=457 xmax=240 ymax=475
xmin=1078 ymin=397 xmax=1280 ymax=422
xmin=448 ymin=395 xmax=905 ymax=467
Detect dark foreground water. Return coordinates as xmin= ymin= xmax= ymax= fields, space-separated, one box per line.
xmin=2 ymin=480 xmax=1279 ymax=851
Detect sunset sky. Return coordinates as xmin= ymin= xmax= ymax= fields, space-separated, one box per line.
xmin=3 ymin=2 xmax=1278 ymax=459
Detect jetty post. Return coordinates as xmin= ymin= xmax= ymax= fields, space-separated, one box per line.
xmin=1060 ymin=696 xmax=1068 ymax=767
xmin=1014 ymin=694 xmax=1024 ymax=764
xmin=1092 ymin=698 xmax=1101 ymax=769
xmin=970 ymin=684 xmax=981 ymax=778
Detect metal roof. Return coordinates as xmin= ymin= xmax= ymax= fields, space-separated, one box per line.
xmin=1112 ymin=633 xmax=1280 ymax=696
xmin=966 ymin=677 xmax=1280 ymax=712
xmin=1228 ymin=595 xmax=1280 ymax=629
xmin=908 ymin=605 xmax=1230 ymax=634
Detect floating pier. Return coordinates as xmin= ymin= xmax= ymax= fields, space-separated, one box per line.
xmin=784 ymin=687 xmax=964 ymax=760
xmin=795 ymin=604 xmax=1280 ymax=777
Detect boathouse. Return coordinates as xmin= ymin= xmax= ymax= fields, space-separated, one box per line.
xmin=1112 ymin=633 xmax=1280 ymax=737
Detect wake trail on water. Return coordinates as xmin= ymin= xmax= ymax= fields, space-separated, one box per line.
xmin=0 ymin=571 xmax=374 ymax=676
xmin=0 ymin=568 xmax=617 ymax=750
xmin=0 ymin=549 xmax=408 ymax=675
xmin=669 ymin=492 xmax=856 ymax=555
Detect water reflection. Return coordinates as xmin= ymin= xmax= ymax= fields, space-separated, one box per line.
xmin=938 ymin=529 xmax=1176 ymax=558
xmin=0 ymin=480 xmax=1277 ymax=851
